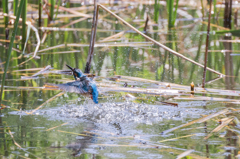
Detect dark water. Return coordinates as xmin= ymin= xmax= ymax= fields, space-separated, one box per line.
xmin=0 ymin=1 xmax=240 ymax=158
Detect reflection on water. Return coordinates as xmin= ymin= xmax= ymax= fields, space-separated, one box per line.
xmin=0 ymin=1 xmax=240 ymax=159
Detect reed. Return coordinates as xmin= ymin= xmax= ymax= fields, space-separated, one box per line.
xmin=0 ymin=0 xmax=25 ymax=105
xmin=154 ymin=0 xmax=160 ymax=23
xmin=84 ymin=0 xmax=99 ymax=73
xmin=14 ymin=0 xmax=18 ymax=16
xmin=50 ymin=0 xmax=55 ymax=21
xmin=21 ymin=0 xmax=27 ymax=50
xmin=97 ymin=4 xmax=224 ymax=76
xmin=202 ymin=0 xmax=213 ymax=88
xmin=39 ymin=0 xmax=42 ymax=27
xmin=2 ymin=0 xmax=8 ymax=28
xmin=166 ymin=0 xmax=179 ymax=28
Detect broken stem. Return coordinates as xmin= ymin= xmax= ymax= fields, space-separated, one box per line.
xmin=202 ymin=0 xmax=213 ymax=88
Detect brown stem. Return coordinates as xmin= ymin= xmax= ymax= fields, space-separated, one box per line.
xmin=84 ymin=0 xmax=99 ymax=73
xmin=202 ymin=0 xmax=213 ymax=88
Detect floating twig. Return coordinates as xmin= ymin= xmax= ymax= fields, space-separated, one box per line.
xmin=21 ymin=65 xmax=53 ymax=79
xmin=45 ymin=122 xmax=68 ymax=131
xmin=176 ymin=149 xmax=195 ymax=159
xmin=161 ymin=109 xmax=229 ymax=134
xmin=26 ymin=92 xmax=64 ymax=115
xmin=204 ymin=117 xmax=234 ymax=140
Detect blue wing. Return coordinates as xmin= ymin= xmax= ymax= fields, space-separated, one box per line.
xmin=46 ymin=81 xmax=88 ymax=94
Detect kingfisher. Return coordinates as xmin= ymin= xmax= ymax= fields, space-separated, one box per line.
xmin=46 ymin=65 xmax=99 ymax=104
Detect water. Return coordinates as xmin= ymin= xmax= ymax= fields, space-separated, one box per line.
xmin=0 ymin=1 xmax=240 ymax=158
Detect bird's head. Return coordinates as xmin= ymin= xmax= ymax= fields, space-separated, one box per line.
xmin=89 ymin=83 xmax=98 ymax=104
xmin=66 ymin=64 xmax=86 ymax=80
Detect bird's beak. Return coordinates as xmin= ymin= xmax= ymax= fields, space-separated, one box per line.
xmin=66 ymin=64 xmax=74 ymax=72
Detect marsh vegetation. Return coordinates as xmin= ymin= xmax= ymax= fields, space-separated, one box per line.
xmin=0 ymin=0 xmax=240 ymax=158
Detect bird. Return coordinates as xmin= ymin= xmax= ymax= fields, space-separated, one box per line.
xmin=45 ymin=64 xmax=99 ymax=104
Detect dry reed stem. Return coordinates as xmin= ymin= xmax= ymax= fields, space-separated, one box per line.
xmin=158 ymin=148 xmax=208 ymax=159
xmin=85 ymin=0 xmax=99 ymax=73
xmin=60 ymin=17 xmax=88 ymax=28
xmin=204 ymin=117 xmax=234 ymax=140
xmin=47 ymin=3 xmax=92 ymax=18
xmin=202 ymin=0 xmax=213 ymax=88
xmin=57 ymin=130 xmax=97 ymax=138
xmin=8 ymin=129 xmax=22 ymax=148
xmin=45 ymin=122 xmax=68 ymax=131
xmin=201 ymin=21 xmax=229 ymax=30
xmin=26 ymin=92 xmax=64 ymax=115
xmin=8 ymin=128 xmax=41 ymax=158
xmin=176 ymin=149 xmax=194 ymax=159
xmin=162 ymin=109 xmax=229 ymax=134
xmin=95 ymin=143 xmax=167 ymax=149
xmin=158 ymin=134 xmax=196 ymax=143
xmin=21 ymin=65 xmax=52 ymax=78
xmin=97 ymin=4 xmax=224 ymax=76
xmin=18 ymin=155 xmax=31 ymax=159
xmin=100 ymin=24 xmax=145 ymax=42
xmin=0 ymin=13 xmax=40 ymax=66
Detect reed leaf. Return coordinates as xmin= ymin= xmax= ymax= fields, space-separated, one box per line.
xmin=154 ymin=0 xmax=160 ymax=23
xmin=21 ymin=0 xmax=27 ymax=50
xmin=167 ymin=0 xmax=179 ymax=28
xmin=54 ymin=0 xmax=61 ymax=20
xmin=13 ymin=0 xmax=18 ymax=16
xmin=3 ymin=0 xmax=8 ymax=28
xmin=0 ymin=0 xmax=25 ymax=105
xmin=50 ymin=0 xmax=55 ymax=20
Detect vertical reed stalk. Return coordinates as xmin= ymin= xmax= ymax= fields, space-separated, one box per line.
xmin=167 ymin=0 xmax=179 ymax=29
xmin=14 ymin=0 xmax=18 ymax=16
xmin=144 ymin=14 xmax=149 ymax=33
xmin=154 ymin=0 xmax=160 ymax=23
xmin=224 ymin=0 xmax=232 ymax=29
xmin=3 ymin=0 xmax=8 ymax=28
xmin=0 ymin=0 xmax=25 ymax=105
xmin=202 ymin=0 xmax=213 ymax=88
xmin=213 ymin=0 xmax=217 ymax=19
xmin=54 ymin=0 xmax=61 ymax=20
xmin=21 ymin=0 xmax=27 ymax=51
xmin=84 ymin=0 xmax=99 ymax=73
xmin=200 ymin=0 xmax=205 ymax=18
xmin=39 ymin=0 xmax=42 ymax=27
xmin=50 ymin=0 xmax=55 ymax=20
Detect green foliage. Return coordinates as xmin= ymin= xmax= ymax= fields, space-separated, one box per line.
xmin=216 ymin=29 xmax=240 ymax=37
xmin=0 ymin=0 xmax=25 ymax=105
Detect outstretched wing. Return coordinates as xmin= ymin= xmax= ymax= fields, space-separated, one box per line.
xmin=45 ymin=81 xmax=88 ymax=94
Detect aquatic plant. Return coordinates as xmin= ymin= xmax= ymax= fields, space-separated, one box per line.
xmin=0 ymin=0 xmax=25 ymax=105
xmin=166 ymin=0 xmax=179 ymax=28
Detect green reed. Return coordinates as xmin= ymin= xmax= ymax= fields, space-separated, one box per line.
xmin=3 ymin=0 xmax=8 ymax=28
xmin=21 ymin=0 xmax=27 ymax=50
xmin=154 ymin=0 xmax=160 ymax=23
xmin=14 ymin=0 xmax=18 ymax=15
xmin=50 ymin=0 xmax=55 ymax=20
xmin=0 ymin=0 xmax=25 ymax=105
xmin=166 ymin=0 xmax=179 ymax=29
